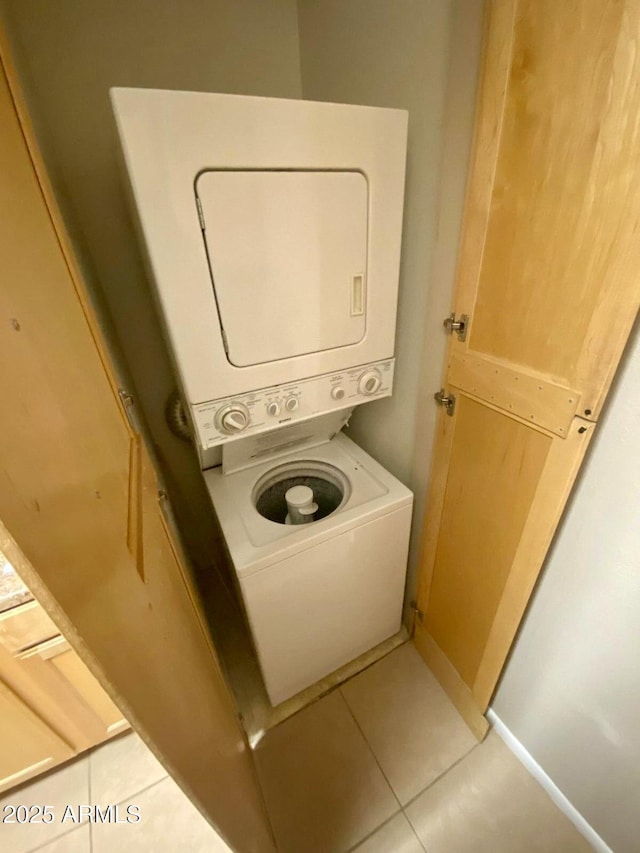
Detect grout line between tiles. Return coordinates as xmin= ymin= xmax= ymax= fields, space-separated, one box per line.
xmin=112 ymin=775 xmax=170 ymax=810
xmin=337 ymin=687 xmax=403 ymax=812
xmin=401 ymin=739 xmax=483 ymax=813
xmin=342 ymin=811 xmax=403 ymax=853
xmin=413 ymin=825 xmax=428 ymax=852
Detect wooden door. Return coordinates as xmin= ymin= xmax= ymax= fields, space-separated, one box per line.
xmin=414 ymin=0 xmax=640 ymax=738
xmin=0 ymin=35 xmax=275 ymax=853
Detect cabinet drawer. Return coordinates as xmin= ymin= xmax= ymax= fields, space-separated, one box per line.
xmin=0 ymin=600 xmax=58 ymax=654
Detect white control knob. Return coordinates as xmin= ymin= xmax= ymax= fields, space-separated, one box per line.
xmin=358 ymin=369 xmax=382 ymax=396
xmin=331 ymin=387 xmax=346 ymax=400
xmin=267 ymin=401 xmax=281 ymax=417
xmin=285 ymin=396 xmax=299 ymax=412
xmin=215 ymin=402 xmax=250 ymax=434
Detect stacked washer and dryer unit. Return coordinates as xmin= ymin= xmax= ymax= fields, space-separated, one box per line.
xmin=112 ymin=89 xmax=413 ymax=706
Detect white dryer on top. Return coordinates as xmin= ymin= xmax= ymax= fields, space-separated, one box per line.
xmin=111 ymin=89 xmax=407 ymax=428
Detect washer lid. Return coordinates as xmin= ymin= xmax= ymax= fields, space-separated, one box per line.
xmin=222 ymin=409 xmax=353 ymax=474
xmin=197 ymin=170 xmax=368 ymax=367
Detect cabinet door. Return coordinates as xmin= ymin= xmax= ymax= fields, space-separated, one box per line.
xmin=414 ymin=0 xmax=640 ymax=737
xmin=0 ymin=37 xmax=275 ymax=853
xmin=0 ymin=680 xmax=72 ymax=794
xmin=11 ymin=636 xmax=128 ymax=751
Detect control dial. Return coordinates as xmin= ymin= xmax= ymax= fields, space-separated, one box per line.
xmin=358 ymin=369 xmax=382 ymax=396
xmin=331 ymin=387 xmax=346 ymax=401
xmin=215 ymin=402 xmax=250 ymax=435
xmin=266 ymin=401 xmax=281 ymax=417
xmin=285 ymin=396 xmax=299 ymax=412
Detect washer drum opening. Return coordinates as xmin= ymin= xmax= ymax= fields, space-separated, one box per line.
xmin=253 ymin=461 xmax=350 ymax=525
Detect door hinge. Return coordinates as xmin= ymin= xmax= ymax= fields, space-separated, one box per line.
xmin=118 ymin=388 xmax=140 ymax=431
xmin=410 ymin=600 xmax=424 ymax=623
xmin=195 ymin=196 xmax=205 ymax=230
xmin=443 ymin=312 xmax=468 ymax=341
xmin=434 ymin=388 xmax=456 ymax=416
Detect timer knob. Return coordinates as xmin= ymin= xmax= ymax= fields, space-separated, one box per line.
xmin=358 ymin=369 xmax=382 ymax=396
xmin=215 ymin=402 xmax=250 ymax=434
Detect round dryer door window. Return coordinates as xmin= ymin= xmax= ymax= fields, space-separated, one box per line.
xmin=253 ymin=461 xmax=350 ymax=526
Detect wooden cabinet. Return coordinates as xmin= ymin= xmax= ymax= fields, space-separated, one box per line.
xmin=414 ymin=0 xmax=640 ymax=737
xmin=0 ymin=680 xmax=72 ymax=792
xmin=0 ymin=598 xmax=128 ymax=794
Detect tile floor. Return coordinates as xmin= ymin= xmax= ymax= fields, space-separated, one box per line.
xmin=1 ymin=641 xmax=595 ymax=853
xmin=0 ymin=731 xmax=231 ymax=853
xmin=254 ymin=642 xmax=594 ymax=853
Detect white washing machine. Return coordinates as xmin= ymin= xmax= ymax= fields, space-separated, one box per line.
xmin=111 ymin=89 xmax=412 ymax=707
xmin=204 ymin=417 xmax=412 ymax=706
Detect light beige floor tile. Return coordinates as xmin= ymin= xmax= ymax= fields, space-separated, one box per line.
xmin=90 ymin=731 xmax=167 ymax=806
xmin=405 ymin=732 xmax=594 ymax=852
xmin=254 ymin=690 xmax=399 ymax=853
xmin=341 ymin=642 xmax=477 ymax=804
xmin=350 ymin=813 xmax=425 ymax=853
xmin=91 ymin=776 xmax=231 ymax=852
xmin=0 ymin=757 xmax=89 ymax=853
xmin=32 ymin=825 xmax=90 ymax=852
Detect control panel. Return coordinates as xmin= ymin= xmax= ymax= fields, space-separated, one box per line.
xmin=192 ymin=359 xmax=394 ymax=450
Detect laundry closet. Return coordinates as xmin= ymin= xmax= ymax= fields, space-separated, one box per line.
xmin=0 ymin=1 xmax=474 ymax=840
xmin=3 ymin=1 xmax=640 ymax=852
xmin=3 ymin=0 xmax=468 ymax=726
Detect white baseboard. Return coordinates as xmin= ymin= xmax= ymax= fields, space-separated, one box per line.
xmin=486 ymin=709 xmax=614 ymax=853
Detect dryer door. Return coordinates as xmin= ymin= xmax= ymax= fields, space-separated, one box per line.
xmin=196 ymin=170 xmax=368 ymax=367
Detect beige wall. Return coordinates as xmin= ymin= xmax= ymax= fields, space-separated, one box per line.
xmin=493 ymin=322 xmax=640 ymax=853
xmin=0 ymin=0 xmax=302 ymax=573
xmin=298 ymin=0 xmax=454 ymax=487
xmin=297 ymin=0 xmax=484 ymax=614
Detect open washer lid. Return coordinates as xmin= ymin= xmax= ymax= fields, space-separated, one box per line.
xmin=222 ymin=409 xmax=353 ymax=474
xmin=197 ymin=169 xmax=368 ymax=367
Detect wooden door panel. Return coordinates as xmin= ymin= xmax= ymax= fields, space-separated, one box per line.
xmin=448 ymin=351 xmax=580 ymax=437
xmin=425 ymin=395 xmax=551 ymax=687
xmin=0 ymin=38 xmax=275 ymax=853
xmin=417 ymin=399 xmax=593 ymax=735
xmin=457 ymin=0 xmax=640 ymax=415
xmin=471 ymin=0 xmax=629 ymax=382
xmin=415 ymin=0 xmax=640 ymax=736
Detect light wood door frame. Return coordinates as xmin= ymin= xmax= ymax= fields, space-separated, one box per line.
xmin=414 ymin=0 xmax=640 ymax=738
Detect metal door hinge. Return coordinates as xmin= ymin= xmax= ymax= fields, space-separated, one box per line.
xmin=118 ymin=388 xmax=139 ymax=431
xmin=195 ymin=196 xmax=205 ymax=230
xmin=443 ymin=312 xmax=468 ymax=341
xmin=118 ymin=388 xmax=134 ymax=408
xmin=434 ymin=388 xmax=456 ymax=416
xmin=410 ymin=600 xmax=424 ymax=623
